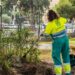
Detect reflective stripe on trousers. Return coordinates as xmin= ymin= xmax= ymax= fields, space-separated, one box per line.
xmin=54 ymin=63 xmax=71 ymax=75
xmin=54 ymin=65 xmax=62 ymax=75
xmin=63 ymin=63 xmax=71 ymax=74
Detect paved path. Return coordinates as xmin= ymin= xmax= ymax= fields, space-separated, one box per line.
xmin=38 ymin=42 xmax=52 ymax=50
xmin=38 ymin=40 xmax=75 ymax=50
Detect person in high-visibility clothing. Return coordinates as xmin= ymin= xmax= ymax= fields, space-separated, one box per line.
xmin=44 ymin=10 xmax=71 ymax=75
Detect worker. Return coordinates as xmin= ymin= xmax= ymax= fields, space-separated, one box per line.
xmin=44 ymin=10 xmax=71 ymax=75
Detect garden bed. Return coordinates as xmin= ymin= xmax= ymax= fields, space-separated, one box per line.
xmin=0 ymin=61 xmax=75 ymax=75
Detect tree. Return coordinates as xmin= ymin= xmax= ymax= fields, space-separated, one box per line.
xmin=2 ymin=0 xmax=16 ymax=13
xmin=57 ymin=4 xmax=75 ymax=18
xmin=20 ymin=0 xmax=50 ymax=28
xmin=69 ymin=0 xmax=75 ymax=6
xmin=56 ymin=0 xmax=75 ymax=18
xmin=2 ymin=0 xmax=50 ymax=28
xmin=20 ymin=0 xmax=50 ymax=12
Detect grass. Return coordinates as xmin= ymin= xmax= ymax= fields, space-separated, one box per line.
xmin=69 ymin=38 xmax=75 ymax=44
xmin=70 ymin=38 xmax=75 ymax=40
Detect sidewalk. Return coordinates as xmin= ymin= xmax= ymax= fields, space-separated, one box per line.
xmin=38 ymin=42 xmax=52 ymax=50
xmin=38 ymin=40 xmax=75 ymax=51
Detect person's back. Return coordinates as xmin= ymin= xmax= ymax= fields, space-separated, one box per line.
xmin=44 ymin=10 xmax=71 ymax=75
xmin=44 ymin=17 xmax=67 ymax=36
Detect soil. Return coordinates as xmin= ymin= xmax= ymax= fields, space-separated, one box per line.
xmin=0 ymin=61 xmax=75 ymax=75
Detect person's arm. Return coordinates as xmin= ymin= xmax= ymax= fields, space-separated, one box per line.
xmin=60 ymin=17 xmax=67 ymax=25
xmin=40 ymin=22 xmax=52 ymax=36
xmin=44 ymin=22 xmax=53 ymax=35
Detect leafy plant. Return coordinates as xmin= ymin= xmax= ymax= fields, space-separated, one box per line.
xmin=2 ymin=14 xmax=11 ymax=23
xmin=0 ymin=27 xmax=40 ymax=74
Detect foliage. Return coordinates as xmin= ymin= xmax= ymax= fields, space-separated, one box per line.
xmin=69 ymin=0 xmax=75 ymax=6
xmin=19 ymin=0 xmax=50 ymax=27
xmin=2 ymin=0 xmax=17 ymax=12
xmin=2 ymin=14 xmax=11 ymax=23
xmin=0 ymin=28 xmax=40 ymax=73
xmin=2 ymin=0 xmax=50 ymax=28
xmin=20 ymin=0 xmax=50 ymax=12
xmin=56 ymin=0 xmax=75 ymax=18
xmin=57 ymin=4 xmax=75 ymax=18
xmin=14 ymin=28 xmax=40 ymax=63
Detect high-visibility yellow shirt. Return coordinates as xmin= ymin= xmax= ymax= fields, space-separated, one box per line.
xmin=44 ymin=17 xmax=67 ymax=35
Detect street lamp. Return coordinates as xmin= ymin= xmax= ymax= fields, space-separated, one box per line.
xmin=0 ymin=0 xmax=2 ymax=30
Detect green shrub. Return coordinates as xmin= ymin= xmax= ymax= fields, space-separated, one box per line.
xmin=0 ymin=27 xmax=40 ymax=73
xmin=2 ymin=14 xmax=11 ymax=23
